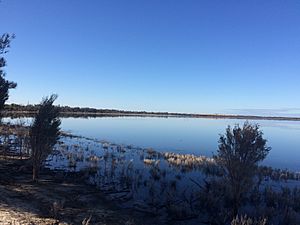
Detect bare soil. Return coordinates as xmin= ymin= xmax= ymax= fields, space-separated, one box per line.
xmin=0 ymin=156 xmax=139 ymax=225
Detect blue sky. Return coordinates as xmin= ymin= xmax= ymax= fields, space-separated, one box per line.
xmin=1 ymin=0 xmax=300 ymax=115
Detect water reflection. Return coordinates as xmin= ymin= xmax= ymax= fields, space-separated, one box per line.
xmin=4 ymin=116 xmax=300 ymax=170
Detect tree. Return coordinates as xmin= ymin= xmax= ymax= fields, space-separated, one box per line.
xmin=30 ymin=94 xmax=61 ymax=181
xmin=214 ymin=122 xmax=271 ymax=216
xmin=0 ymin=33 xmax=17 ymax=113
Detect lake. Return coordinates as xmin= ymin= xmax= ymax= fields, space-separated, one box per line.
xmin=4 ymin=115 xmax=300 ymax=222
xmin=5 ymin=116 xmax=300 ymax=171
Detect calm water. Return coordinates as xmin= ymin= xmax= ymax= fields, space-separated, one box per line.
xmin=6 ymin=116 xmax=300 ymax=170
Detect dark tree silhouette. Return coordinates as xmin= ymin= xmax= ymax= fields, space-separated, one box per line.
xmin=30 ymin=94 xmax=61 ymax=181
xmin=214 ymin=122 xmax=271 ymax=216
xmin=0 ymin=33 xmax=17 ymax=113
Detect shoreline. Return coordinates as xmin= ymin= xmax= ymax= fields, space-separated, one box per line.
xmin=3 ymin=110 xmax=300 ymax=121
xmin=1 ymin=123 xmax=300 ymax=224
xmin=2 ymin=121 xmax=300 ymax=173
xmin=0 ymin=156 xmax=144 ymax=225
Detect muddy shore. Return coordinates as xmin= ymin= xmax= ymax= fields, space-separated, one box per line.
xmin=0 ymin=156 xmax=151 ymax=225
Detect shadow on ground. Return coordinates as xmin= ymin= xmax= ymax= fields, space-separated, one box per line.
xmin=0 ymin=156 xmax=140 ymax=225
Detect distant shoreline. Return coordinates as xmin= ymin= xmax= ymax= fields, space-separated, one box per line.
xmin=3 ymin=109 xmax=300 ymax=121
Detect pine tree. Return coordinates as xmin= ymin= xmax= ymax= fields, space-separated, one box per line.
xmin=30 ymin=94 xmax=61 ymax=181
xmin=0 ymin=33 xmax=17 ymax=113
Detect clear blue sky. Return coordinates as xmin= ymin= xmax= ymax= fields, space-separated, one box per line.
xmin=1 ymin=0 xmax=300 ymax=115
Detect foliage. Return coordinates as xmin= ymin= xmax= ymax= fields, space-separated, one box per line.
xmin=196 ymin=179 xmax=233 ymax=224
xmin=30 ymin=94 xmax=61 ymax=181
xmin=0 ymin=33 xmax=17 ymax=113
xmin=214 ymin=122 xmax=271 ymax=215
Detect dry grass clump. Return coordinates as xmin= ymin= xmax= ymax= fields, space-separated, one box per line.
xmin=163 ymin=152 xmax=215 ymax=171
xmin=231 ymin=215 xmax=267 ymax=225
xmin=143 ymin=158 xmax=160 ymax=166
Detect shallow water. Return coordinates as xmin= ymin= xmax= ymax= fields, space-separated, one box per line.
xmin=5 ymin=116 xmax=300 ymax=170
xmin=4 ymin=116 xmax=300 ymax=222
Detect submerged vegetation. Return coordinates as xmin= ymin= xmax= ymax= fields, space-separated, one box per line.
xmin=1 ymin=120 xmax=300 ymax=224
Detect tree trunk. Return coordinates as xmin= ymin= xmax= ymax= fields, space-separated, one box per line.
xmin=32 ymin=164 xmax=39 ymax=181
xmin=32 ymin=166 xmax=36 ymax=181
xmin=233 ymin=188 xmax=241 ymax=217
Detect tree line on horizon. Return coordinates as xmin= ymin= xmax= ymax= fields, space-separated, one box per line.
xmin=4 ymin=103 xmax=172 ymax=115
xmin=4 ymin=103 xmax=300 ymax=121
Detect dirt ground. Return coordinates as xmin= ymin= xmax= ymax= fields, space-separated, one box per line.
xmin=0 ymin=157 xmax=140 ymax=225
